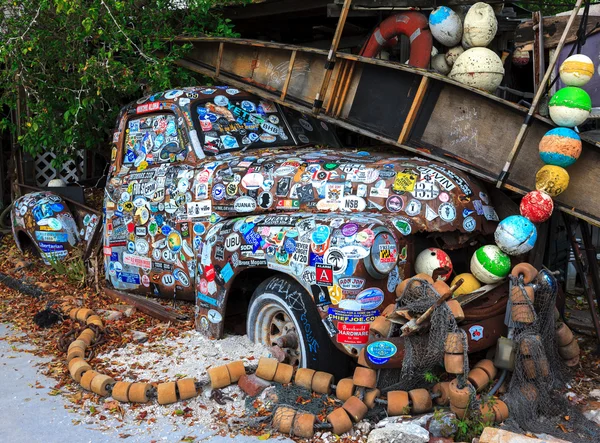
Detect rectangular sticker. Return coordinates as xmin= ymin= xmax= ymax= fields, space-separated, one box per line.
xmin=35 ymin=231 xmax=68 ymax=243
xmin=187 ymin=200 xmax=212 ymax=218
xmin=337 ymin=323 xmax=370 ymax=345
xmin=392 ymin=172 xmax=417 ymax=192
xmin=123 ymin=253 xmax=152 ymax=270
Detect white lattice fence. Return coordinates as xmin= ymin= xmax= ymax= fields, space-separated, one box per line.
xmin=35 ymin=151 xmax=85 ymax=186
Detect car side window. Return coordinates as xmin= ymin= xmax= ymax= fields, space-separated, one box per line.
xmin=123 ymin=113 xmax=184 ymax=166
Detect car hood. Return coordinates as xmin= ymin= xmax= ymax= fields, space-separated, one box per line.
xmin=204 ymin=147 xmax=497 ymax=236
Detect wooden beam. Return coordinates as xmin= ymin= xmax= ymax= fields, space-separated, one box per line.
xmin=398 ymin=76 xmax=429 ymax=144
xmin=225 ymin=0 xmax=329 ymax=20
xmin=334 ymin=0 xmax=500 ymax=5
xmin=104 ymin=288 xmax=186 ymax=323
xmin=215 ymin=42 xmax=224 ymax=77
xmin=280 ymin=50 xmax=297 ymax=101
xmin=515 ymin=14 xmax=600 ymax=51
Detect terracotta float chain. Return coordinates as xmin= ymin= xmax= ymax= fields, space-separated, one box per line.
xmin=66 ymin=307 xmax=250 ymax=405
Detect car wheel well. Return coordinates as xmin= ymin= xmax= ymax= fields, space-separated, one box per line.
xmin=16 ymin=230 xmax=37 ymax=255
xmin=224 ymin=268 xmax=301 ymax=335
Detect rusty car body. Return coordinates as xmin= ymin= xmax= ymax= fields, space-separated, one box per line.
xmin=12 ymin=86 xmax=510 ymax=375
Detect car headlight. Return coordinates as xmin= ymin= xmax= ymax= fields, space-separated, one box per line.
xmin=365 ymin=227 xmax=398 ymax=279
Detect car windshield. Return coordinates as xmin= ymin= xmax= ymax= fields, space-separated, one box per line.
xmin=192 ymin=93 xmax=294 ymax=155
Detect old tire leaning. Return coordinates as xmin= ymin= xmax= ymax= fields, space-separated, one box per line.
xmin=247 ymin=276 xmax=352 ymax=378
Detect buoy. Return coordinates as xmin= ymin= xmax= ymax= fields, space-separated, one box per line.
xmin=462 ymin=2 xmax=498 ymax=48
xmin=494 ymin=215 xmax=537 ymax=255
xmin=548 ymin=87 xmax=591 ymax=127
xmin=535 ymin=165 xmax=569 ymax=197
xmin=432 ymin=53 xmax=452 ymax=75
xmin=470 ymin=245 xmax=511 ymax=284
xmin=451 ymin=273 xmax=481 ymax=296
xmin=519 ymin=190 xmax=554 ymax=223
xmin=414 ymin=248 xmax=453 ymax=281
xmin=559 ymin=54 xmax=594 ymax=87
xmin=429 ymin=6 xmax=463 ymax=47
xmin=449 ymin=47 xmax=504 ymax=92
xmin=512 ymin=49 xmax=530 ymax=66
xmin=445 ymin=45 xmax=464 ymax=67
xmin=539 ymin=127 xmax=582 ymax=168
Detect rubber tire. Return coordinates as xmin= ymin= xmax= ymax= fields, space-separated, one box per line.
xmin=128 ymin=383 xmax=151 ymax=403
xmin=474 ymin=359 xmax=498 ymax=380
xmin=559 ymin=338 xmax=580 ymax=360
xmin=91 ymin=374 xmax=115 ymax=397
xmin=467 ymin=367 xmax=490 ymax=391
xmin=511 ymin=263 xmax=538 ymax=284
xmin=327 ymin=407 xmax=353 ymax=435
xmin=247 ymin=276 xmax=352 ymax=378
xmin=311 ymin=371 xmax=334 ymax=394
xmin=364 ymin=388 xmax=380 ymax=409
xmin=555 ymin=322 xmax=574 ymax=347
xmin=208 ymin=365 xmax=231 ymax=389
xmin=432 ymin=382 xmax=450 ymax=406
xmin=294 ymin=368 xmax=316 ymax=390
xmin=444 ymin=353 xmax=464 ymax=374
xmin=80 ymin=370 xmax=100 ymax=391
xmin=227 ymin=361 xmax=246 ymax=383
xmin=387 ymin=390 xmax=410 ymax=416
xmin=336 ymin=378 xmax=355 ymax=401
xmin=111 ymin=381 xmax=132 ymax=402
xmin=273 ymin=406 xmax=296 ymax=434
xmin=409 ymin=388 xmax=433 ymax=414
xmin=444 ymin=332 xmax=464 ymax=353
xmin=293 ymin=412 xmax=315 ymax=438
xmin=68 ymin=358 xmax=91 ymax=383
xmin=342 ymin=396 xmax=368 ymax=422
xmin=255 ymin=357 xmax=278 ymax=381
xmin=157 ymin=382 xmax=178 ymax=405
xmin=273 ymin=363 xmax=294 ymax=384
xmin=448 ymin=378 xmax=472 ymax=408
xmin=177 ymin=378 xmax=197 ymax=400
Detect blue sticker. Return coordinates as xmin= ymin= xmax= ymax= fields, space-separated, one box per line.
xmin=311 ymin=225 xmax=331 ymax=245
xmin=284 ymin=238 xmax=296 ymax=254
xmin=193 ymin=223 xmax=206 ymax=235
xmin=35 ymin=231 xmax=68 ymax=242
xmin=462 ymin=208 xmax=475 ymax=217
xmin=127 ymin=241 xmax=136 ymax=254
xmin=39 ymin=242 xmax=65 ymax=253
xmin=161 ymin=225 xmax=172 ymax=235
xmin=220 ymin=263 xmax=234 ymax=283
xmin=356 ymin=287 xmax=385 ymax=310
xmin=366 ymin=340 xmax=397 ymax=365
xmin=118 ymin=272 xmax=140 ymax=285
xmin=309 ymin=252 xmax=324 ymax=266
xmin=110 ymin=252 xmax=119 ymax=262
xmin=212 ymin=183 xmax=226 ymax=201
xmin=243 ymin=229 xmax=264 ymax=253
xmin=50 ymin=203 xmax=64 ymax=212
xmin=327 ymin=308 xmax=379 ymax=323
xmin=198 ymin=292 xmax=218 ymax=307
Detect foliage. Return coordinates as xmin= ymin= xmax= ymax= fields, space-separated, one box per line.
xmin=46 ymin=249 xmax=87 ymax=287
xmin=452 ymin=395 xmax=496 ymax=442
xmin=517 ymin=0 xmax=600 ymax=17
xmin=0 ymin=0 xmax=248 ymax=169
xmin=423 ymin=371 xmax=440 ymax=383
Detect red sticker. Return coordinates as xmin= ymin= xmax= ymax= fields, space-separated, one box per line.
xmin=337 ymin=323 xmax=370 ymax=344
xmin=316 ymin=264 xmax=333 ymax=286
xmin=205 ymin=264 xmax=215 ymax=282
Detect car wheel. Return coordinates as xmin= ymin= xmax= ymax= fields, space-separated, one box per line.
xmin=247 ymin=276 xmax=351 ymax=378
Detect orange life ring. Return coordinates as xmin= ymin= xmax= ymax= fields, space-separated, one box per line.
xmin=360 ymin=12 xmax=433 ymax=69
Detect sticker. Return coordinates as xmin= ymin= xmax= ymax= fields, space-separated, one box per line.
xmin=483 ymin=205 xmax=499 ymax=221
xmin=167 ymin=231 xmax=182 ymax=252
xmin=327 ymin=308 xmax=379 ymax=323
xmin=393 ymin=172 xmax=417 ymax=192
xmin=208 ymin=309 xmax=222 ymax=323
xmin=341 ymin=195 xmax=366 ymax=212
xmin=439 ymin=192 xmax=450 ymax=203
xmin=392 ymin=217 xmax=412 ymax=236
xmin=469 ymin=325 xmax=484 ymax=341
xmin=404 ymin=199 xmax=422 ymax=216
xmin=324 ymin=248 xmax=347 ymax=275
xmin=337 ymin=323 xmax=370 ymax=345
xmin=412 ymin=181 xmax=439 ymax=200
xmin=386 ymin=195 xmax=404 ymax=212
xmin=387 ymin=266 xmax=400 ymax=292
xmin=225 ymin=233 xmax=241 ymax=252
xmin=438 ymin=202 xmax=457 ymax=222
xmin=479 ymin=192 xmax=490 ymax=204
xmin=366 ymin=341 xmax=397 ymax=365
xmin=35 ymin=231 xmax=68 ymax=242
xmin=291 ymin=242 xmax=310 ymax=264
xmin=234 ymin=196 xmax=257 ymax=213
xmin=356 ymin=287 xmax=385 ymax=310
xmin=425 ymin=205 xmax=438 ymax=221
xmin=187 ymin=200 xmax=212 ymax=218
xmin=463 ymin=216 xmax=477 ymax=232
xmin=257 ymin=192 xmax=273 ymax=209
xmin=341 ymin=245 xmax=369 ymax=259
xmin=341 ymin=223 xmax=359 ymax=237
xmin=214 ymin=95 xmax=229 ymax=106
xmin=162 ymin=274 xmax=176 ymax=287
xmin=338 ymin=277 xmax=366 ymax=291
xmin=311 ymin=225 xmax=331 ymax=245
xmin=316 ymin=264 xmax=334 ymax=286
xmin=174 ymin=268 xmax=190 ymax=287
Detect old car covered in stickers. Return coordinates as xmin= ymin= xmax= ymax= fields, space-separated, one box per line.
xmin=13 ymin=86 xmax=509 ymax=376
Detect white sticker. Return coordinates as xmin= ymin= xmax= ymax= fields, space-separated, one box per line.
xmin=208 ymin=309 xmax=223 ymax=323
xmin=438 ymin=202 xmax=457 ymax=222
xmin=225 ymin=233 xmax=241 ymax=252
xmin=234 ymin=196 xmax=257 ymax=213
xmin=187 ymin=200 xmax=212 ymax=218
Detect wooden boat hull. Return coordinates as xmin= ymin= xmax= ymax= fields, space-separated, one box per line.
xmin=173 ymin=37 xmax=600 ymax=226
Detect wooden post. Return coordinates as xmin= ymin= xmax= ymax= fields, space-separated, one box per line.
xmin=532 ymin=11 xmax=545 ymax=94
xmin=280 ymin=50 xmax=297 ymax=101
xmin=398 ymin=77 xmax=429 ymax=144
xmin=215 ymin=42 xmax=224 ymax=77
xmin=312 ymin=0 xmax=352 ymax=115
xmin=496 ymin=0 xmax=584 ymax=189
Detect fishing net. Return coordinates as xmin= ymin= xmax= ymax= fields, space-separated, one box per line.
xmin=501 ymin=272 xmax=600 ymax=442
xmin=380 ymin=278 xmax=466 ymax=392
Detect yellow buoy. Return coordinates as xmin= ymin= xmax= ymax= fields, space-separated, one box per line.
xmin=452 ymin=273 xmax=482 ymax=296
xmin=535 ymin=165 xmax=569 ymax=197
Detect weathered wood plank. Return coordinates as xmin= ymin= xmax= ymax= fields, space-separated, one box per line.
xmin=515 ymin=15 xmax=600 ymax=51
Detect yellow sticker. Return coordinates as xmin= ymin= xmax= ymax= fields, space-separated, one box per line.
xmin=123 ymin=201 xmax=134 ymax=212
xmin=393 ymin=172 xmax=417 ymax=192
xmin=328 ymin=285 xmax=344 ymax=305
xmin=137 ymin=160 xmax=148 ymax=172
xmin=111 ymin=147 xmax=117 ymax=162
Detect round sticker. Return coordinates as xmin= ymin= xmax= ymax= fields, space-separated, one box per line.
xmin=386 ymin=195 xmax=404 ymax=212
xmin=439 ymin=202 xmax=457 ymax=222
xmin=463 ymin=216 xmax=477 ymax=232
xmin=439 ymin=192 xmax=450 ymax=203
xmin=135 ymin=239 xmax=149 ymax=254
xmin=162 ymin=274 xmax=176 ymax=287
xmin=214 ymin=95 xmax=229 ymax=106
xmin=404 ymin=199 xmax=422 ymax=216
xmin=311 ymin=225 xmax=331 ymax=245
xmin=141 ymin=274 xmax=150 ymax=287
xmin=167 ymin=231 xmax=182 ymax=252
xmin=366 ymin=341 xmax=397 ymax=365
xmin=241 ymin=100 xmax=256 ymax=112
xmin=341 ymin=223 xmax=359 ymax=237
xmin=208 ymin=309 xmax=223 ymax=324
xmin=324 ymin=248 xmax=347 ymax=274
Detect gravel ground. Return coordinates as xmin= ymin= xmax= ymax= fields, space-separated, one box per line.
xmin=0 ymin=323 xmax=292 ymax=443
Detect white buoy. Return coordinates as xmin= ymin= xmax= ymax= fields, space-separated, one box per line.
xmin=430 ymin=6 xmax=463 ymax=47
xmin=449 ymin=47 xmax=504 ymax=92
xmin=462 ymin=2 xmax=498 ymax=48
